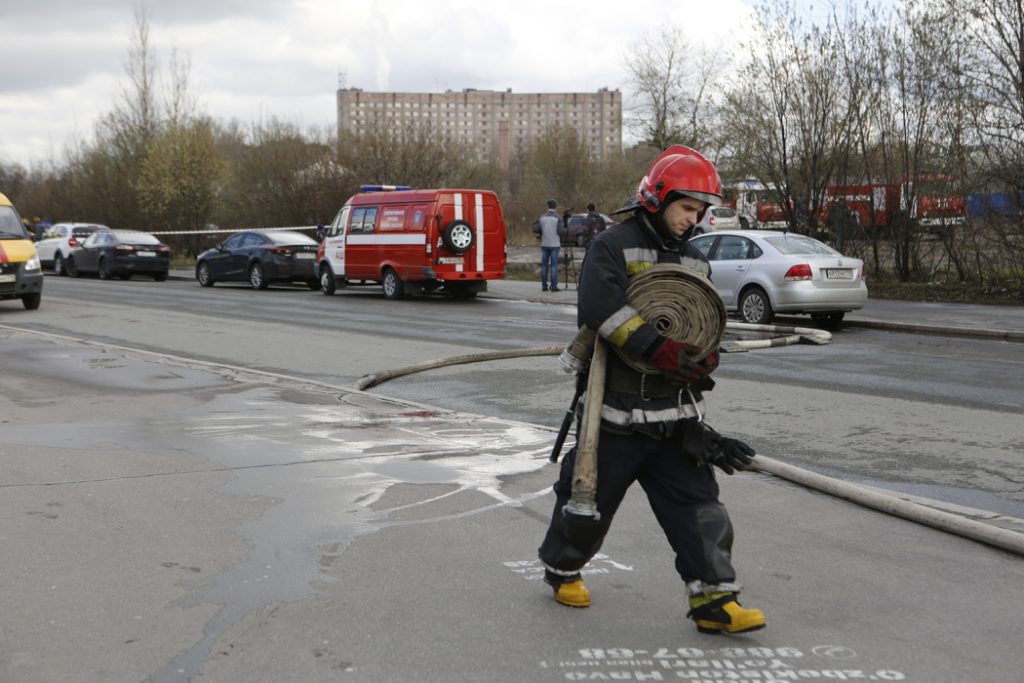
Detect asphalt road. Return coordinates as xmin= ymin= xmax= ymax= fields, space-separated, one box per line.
xmin=1 ymin=274 xmax=1022 ymax=682
xmin=19 ymin=274 xmax=1024 ymax=517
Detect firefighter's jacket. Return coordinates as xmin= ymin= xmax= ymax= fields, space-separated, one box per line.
xmin=578 ymin=211 xmax=714 ymax=432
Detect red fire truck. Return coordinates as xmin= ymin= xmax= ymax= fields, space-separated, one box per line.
xmin=821 ymin=175 xmax=965 ymax=231
xmin=725 ymin=180 xmax=790 ymax=230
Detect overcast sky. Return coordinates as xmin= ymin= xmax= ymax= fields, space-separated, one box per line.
xmin=1 ymin=0 xmax=763 ymax=169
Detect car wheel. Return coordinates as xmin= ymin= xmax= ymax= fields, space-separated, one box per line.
xmin=21 ymin=293 xmax=41 ymax=310
xmin=53 ymin=252 xmax=66 ymax=276
xmin=66 ymin=256 xmax=79 ymax=277
xmin=739 ymin=217 xmax=751 ymax=230
xmin=249 ymin=262 xmax=268 ymax=290
xmin=98 ymin=258 xmax=111 ymax=280
xmin=739 ymin=286 xmax=774 ymax=325
xmin=441 ymin=220 xmax=475 ymax=253
xmin=576 ymin=234 xmax=587 ymax=247
xmin=382 ymin=268 xmax=405 ymax=300
xmin=196 ymin=262 xmax=215 ymax=287
xmin=319 ymin=264 xmax=336 ymax=295
xmin=153 ymin=272 xmax=168 ymax=282
xmin=811 ymin=311 xmax=845 ymax=330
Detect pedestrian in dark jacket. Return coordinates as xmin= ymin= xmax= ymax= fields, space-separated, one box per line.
xmin=583 ymin=203 xmax=605 ymax=246
xmin=537 ymin=145 xmax=765 ymax=635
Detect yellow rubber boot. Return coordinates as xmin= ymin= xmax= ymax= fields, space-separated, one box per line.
xmin=551 ymin=579 xmax=590 ymax=608
xmin=687 ymin=592 xmax=766 ymax=634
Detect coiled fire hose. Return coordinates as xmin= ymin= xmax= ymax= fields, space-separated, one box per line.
xmin=563 ymin=264 xmax=727 ymax=523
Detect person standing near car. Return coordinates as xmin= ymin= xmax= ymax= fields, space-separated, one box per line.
xmin=583 ymin=203 xmax=605 ymax=246
xmin=535 ymin=198 xmax=564 ymax=292
xmin=537 ymin=145 xmax=766 ymax=635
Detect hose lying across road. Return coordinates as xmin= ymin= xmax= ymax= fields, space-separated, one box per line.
xmin=750 ymin=455 xmax=1024 ymax=556
xmin=354 ymin=336 xmax=1024 ymax=558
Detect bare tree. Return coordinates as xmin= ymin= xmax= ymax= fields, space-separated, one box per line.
xmin=216 ymin=118 xmax=340 ymax=229
xmin=722 ymin=0 xmax=865 ymax=236
xmin=625 ymin=27 xmax=726 ymax=151
xmin=951 ymin=0 xmax=1024 ymax=190
xmin=336 ymin=114 xmax=470 ymax=191
xmin=73 ymin=5 xmax=162 ymax=229
xmin=861 ymin=0 xmax=957 ymax=280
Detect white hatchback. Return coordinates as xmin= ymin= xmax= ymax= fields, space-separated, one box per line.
xmin=34 ymin=222 xmax=111 ymax=276
xmin=693 ymin=205 xmax=740 ymax=234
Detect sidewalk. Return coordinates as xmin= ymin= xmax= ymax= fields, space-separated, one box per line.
xmin=483 ymin=277 xmax=1024 ymax=341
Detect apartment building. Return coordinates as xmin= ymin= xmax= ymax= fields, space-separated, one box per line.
xmin=336 ymin=87 xmax=622 ymax=168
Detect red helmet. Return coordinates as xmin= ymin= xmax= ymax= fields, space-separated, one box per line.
xmin=636 ymin=145 xmax=722 ymax=213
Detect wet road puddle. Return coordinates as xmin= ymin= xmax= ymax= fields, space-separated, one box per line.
xmin=148 ymin=386 xmax=554 ymax=681
xmin=1 ymin=333 xmax=556 ymax=682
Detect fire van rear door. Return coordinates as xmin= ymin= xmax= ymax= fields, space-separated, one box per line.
xmin=439 ymin=192 xmax=504 ymax=273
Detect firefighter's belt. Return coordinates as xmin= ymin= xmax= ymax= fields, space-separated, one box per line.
xmin=605 ymin=363 xmax=681 ymax=399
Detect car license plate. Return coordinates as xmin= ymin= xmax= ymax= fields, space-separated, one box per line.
xmin=0 ymin=274 xmax=15 ymax=283
xmin=438 ymin=257 xmax=463 ymax=264
xmin=825 ymin=269 xmax=854 ymax=280
xmin=295 ymin=253 xmax=314 ymax=259
xmin=137 ymin=250 xmax=156 ymax=257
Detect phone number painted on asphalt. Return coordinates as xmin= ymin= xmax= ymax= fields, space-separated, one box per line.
xmin=539 ymin=645 xmax=906 ymax=681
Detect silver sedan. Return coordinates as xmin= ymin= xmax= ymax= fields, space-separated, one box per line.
xmin=689 ymin=230 xmax=868 ymax=328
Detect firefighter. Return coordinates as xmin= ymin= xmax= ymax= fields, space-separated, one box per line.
xmin=537 ymin=145 xmax=766 ymax=635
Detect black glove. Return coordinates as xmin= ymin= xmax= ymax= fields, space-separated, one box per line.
xmin=704 ymin=431 xmax=756 ymax=475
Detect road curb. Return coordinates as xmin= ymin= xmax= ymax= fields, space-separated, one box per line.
xmin=841 ymin=318 xmax=1024 ymax=342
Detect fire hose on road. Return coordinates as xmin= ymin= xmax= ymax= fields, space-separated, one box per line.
xmin=351 ymin=266 xmax=1024 ymax=557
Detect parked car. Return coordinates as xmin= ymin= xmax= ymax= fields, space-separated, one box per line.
xmin=693 ymin=205 xmax=740 ymax=234
xmin=0 ymin=192 xmax=43 ymax=310
xmin=67 ymin=230 xmax=171 ymax=280
xmin=689 ymin=230 xmax=867 ymax=328
xmin=196 ymin=230 xmax=319 ymax=290
xmin=34 ymin=222 xmax=111 ymax=275
xmin=565 ymin=212 xmax=616 ymax=247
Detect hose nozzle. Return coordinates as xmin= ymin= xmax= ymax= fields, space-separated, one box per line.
xmin=559 ymin=326 xmax=597 ymax=375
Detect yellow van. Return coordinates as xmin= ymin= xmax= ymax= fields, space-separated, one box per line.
xmin=0 ymin=192 xmax=43 ymax=309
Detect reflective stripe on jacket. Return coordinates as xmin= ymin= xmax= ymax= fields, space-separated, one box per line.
xmin=577 ymin=212 xmax=714 ymax=428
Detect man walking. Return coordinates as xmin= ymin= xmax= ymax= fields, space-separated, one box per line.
xmin=537 ymin=146 xmax=766 ymax=635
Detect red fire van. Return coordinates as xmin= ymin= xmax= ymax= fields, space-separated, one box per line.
xmin=317 ymin=185 xmax=507 ymax=300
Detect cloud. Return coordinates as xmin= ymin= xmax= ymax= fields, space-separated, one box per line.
xmin=0 ymin=0 xmax=758 ymax=168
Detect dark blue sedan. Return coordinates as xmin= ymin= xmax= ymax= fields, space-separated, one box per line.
xmin=195 ymin=230 xmax=319 ymax=290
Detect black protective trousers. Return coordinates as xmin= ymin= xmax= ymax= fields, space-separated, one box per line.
xmin=537 ymin=424 xmax=737 ymax=585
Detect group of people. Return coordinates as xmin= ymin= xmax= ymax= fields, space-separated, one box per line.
xmin=21 ymin=216 xmax=52 ymax=241
xmin=533 ymin=200 xmax=606 ymax=292
xmin=535 ymin=145 xmax=766 ymax=635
